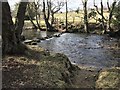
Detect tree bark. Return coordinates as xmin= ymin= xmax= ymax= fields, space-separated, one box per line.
xmin=94 ymin=0 xmax=106 ymax=33
xmin=50 ymin=1 xmax=64 ymax=26
xmin=2 ymin=2 xmax=16 ymax=54
xmin=28 ymin=10 xmax=38 ymax=29
xmin=33 ymin=2 xmax=43 ymax=31
xmin=106 ymin=0 xmax=117 ymax=32
xmin=15 ymin=1 xmax=28 ymax=43
xmin=27 ymin=3 xmax=38 ymax=29
xmin=100 ymin=1 xmax=106 ymax=33
xmin=83 ymin=1 xmax=89 ymax=33
xmin=51 ymin=12 xmax=55 ymax=26
xmin=43 ymin=0 xmax=54 ymax=31
xmin=66 ymin=0 xmax=68 ymax=31
xmin=2 ymin=1 xmax=27 ymax=55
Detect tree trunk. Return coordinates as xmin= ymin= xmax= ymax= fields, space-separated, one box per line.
xmin=33 ymin=2 xmax=43 ymax=31
xmin=51 ymin=12 xmax=55 ymax=26
xmin=2 ymin=1 xmax=27 ymax=55
xmin=83 ymin=1 xmax=89 ymax=33
xmin=35 ymin=14 xmax=42 ymax=30
xmin=2 ymin=2 xmax=16 ymax=54
xmin=65 ymin=0 xmax=68 ymax=31
xmin=43 ymin=0 xmax=54 ymax=31
xmin=15 ymin=1 xmax=28 ymax=43
xmin=94 ymin=0 xmax=107 ymax=33
xmin=27 ymin=3 xmax=38 ymax=30
xmin=44 ymin=18 xmax=54 ymax=31
xmin=106 ymin=19 xmax=111 ymax=32
xmin=28 ymin=10 xmax=38 ymax=29
xmin=106 ymin=1 xmax=116 ymax=32
xmin=101 ymin=1 xmax=106 ymax=33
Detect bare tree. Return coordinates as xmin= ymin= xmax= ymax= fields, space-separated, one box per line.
xmin=94 ymin=0 xmax=107 ymax=33
xmin=82 ymin=0 xmax=89 ymax=33
xmin=33 ymin=1 xmax=42 ymax=30
xmin=50 ymin=0 xmax=64 ymax=26
xmin=43 ymin=0 xmax=54 ymax=31
xmin=27 ymin=3 xmax=38 ymax=29
xmin=27 ymin=1 xmax=44 ymax=30
xmin=106 ymin=0 xmax=117 ymax=32
xmin=42 ymin=0 xmax=64 ymax=31
xmin=94 ymin=0 xmax=117 ymax=33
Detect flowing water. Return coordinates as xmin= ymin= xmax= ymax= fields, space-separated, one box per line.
xmin=38 ymin=33 xmax=120 ymax=70
xmin=23 ymin=30 xmax=120 ymax=70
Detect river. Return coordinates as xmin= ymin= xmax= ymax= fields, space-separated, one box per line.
xmin=23 ymin=30 xmax=120 ymax=70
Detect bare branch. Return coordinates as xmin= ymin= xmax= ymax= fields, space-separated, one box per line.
xmin=51 ymin=1 xmax=64 ymax=14
xmin=47 ymin=0 xmax=50 ymax=19
xmin=107 ymin=0 xmax=110 ymax=11
xmin=94 ymin=0 xmax=107 ymax=21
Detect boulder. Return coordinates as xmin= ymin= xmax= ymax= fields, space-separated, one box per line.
xmin=53 ymin=34 xmax=61 ymax=37
xmin=24 ymin=40 xmax=33 ymax=44
xmin=33 ymin=38 xmax=40 ymax=42
xmin=40 ymin=37 xmax=46 ymax=40
xmin=47 ymin=35 xmax=52 ymax=38
xmin=31 ymin=42 xmax=37 ymax=45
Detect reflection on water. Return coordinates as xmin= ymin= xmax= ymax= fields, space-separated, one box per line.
xmin=22 ymin=29 xmax=58 ymax=39
xmin=38 ymin=33 xmax=120 ymax=69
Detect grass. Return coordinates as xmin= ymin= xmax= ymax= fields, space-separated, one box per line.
xmin=3 ymin=45 xmax=119 ymax=88
xmin=2 ymin=45 xmax=98 ymax=88
xmin=96 ymin=67 xmax=120 ymax=89
xmin=12 ymin=10 xmax=109 ymax=29
xmin=2 ymin=45 xmax=79 ymax=88
xmin=54 ymin=11 xmax=109 ymax=23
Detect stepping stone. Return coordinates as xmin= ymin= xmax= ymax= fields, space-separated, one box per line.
xmin=24 ymin=40 xmax=33 ymax=44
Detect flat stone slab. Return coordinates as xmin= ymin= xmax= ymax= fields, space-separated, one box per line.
xmin=24 ymin=40 xmax=33 ymax=44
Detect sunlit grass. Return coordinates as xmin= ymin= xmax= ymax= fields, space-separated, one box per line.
xmin=12 ymin=11 xmax=109 ymax=27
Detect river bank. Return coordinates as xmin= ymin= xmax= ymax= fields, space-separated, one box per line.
xmin=2 ymin=45 xmax=81 ymax=88
xmin=2 ymin=45 xmax=120 ymax=89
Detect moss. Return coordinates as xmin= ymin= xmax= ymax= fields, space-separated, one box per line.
xmin=96 ymin=67 xmax=120 ymax=89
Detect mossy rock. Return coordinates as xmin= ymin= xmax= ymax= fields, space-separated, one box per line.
xmin=96 ymin=67 xmax=120 ymax=89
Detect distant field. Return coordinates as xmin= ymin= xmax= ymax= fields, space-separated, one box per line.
xmin=12 ymin=11 xmax=109 ymax=28
xmin=54 ymin=11 xmax=109 ymax=23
